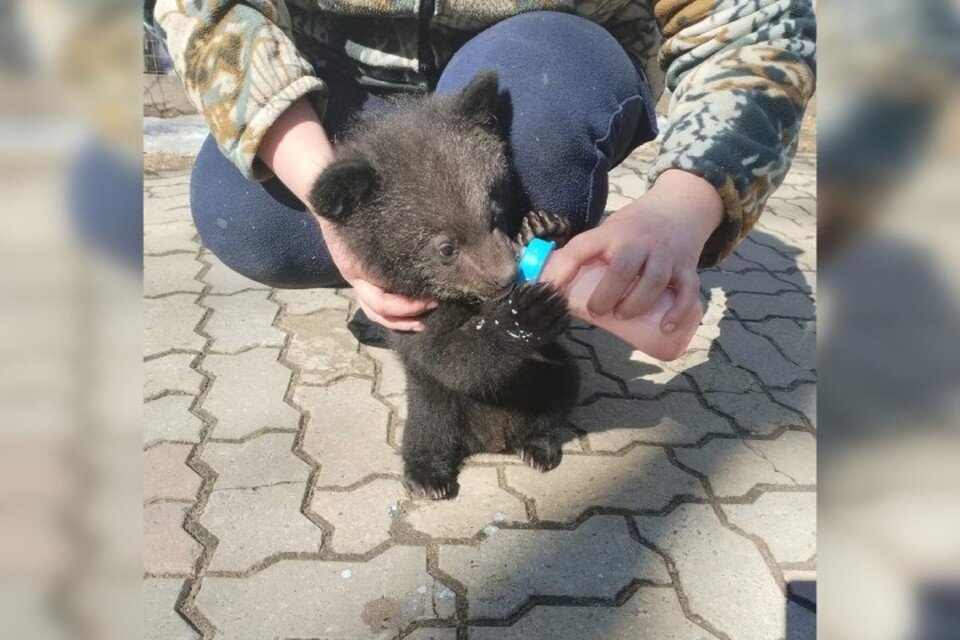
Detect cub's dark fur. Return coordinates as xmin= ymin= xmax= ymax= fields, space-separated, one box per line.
xmin=310 ymin=72 xmax=579 ymax=499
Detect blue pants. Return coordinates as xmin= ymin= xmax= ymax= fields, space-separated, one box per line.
xmin=191 ymin=11 xmax=658 ymax=288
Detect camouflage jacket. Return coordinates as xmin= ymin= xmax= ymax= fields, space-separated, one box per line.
xmin=154 ymin=0 xmax=815 ymax=265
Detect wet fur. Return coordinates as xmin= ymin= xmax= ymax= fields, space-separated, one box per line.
xmin=310 ymin=72 xmax=579 ymax=499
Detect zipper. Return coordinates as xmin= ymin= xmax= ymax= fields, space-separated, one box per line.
xmin=417 ymin=0 xmax=438 ymax=89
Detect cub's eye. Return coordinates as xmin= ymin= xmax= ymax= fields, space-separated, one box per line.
xmin=438 ymin=242 xmax=457 ymax=261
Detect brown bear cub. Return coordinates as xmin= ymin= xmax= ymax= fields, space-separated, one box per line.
xmin=309 ymin=71 xmax=579 ymax=499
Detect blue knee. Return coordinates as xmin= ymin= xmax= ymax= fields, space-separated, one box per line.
xmin=437 ymin=11 xmax=658 ymax=230
xmin=190 ymin=136 xmax=344 ymax=288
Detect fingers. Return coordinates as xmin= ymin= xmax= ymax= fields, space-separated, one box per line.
xmin=540 ymin=232 xmax=606 ymax=287
xmin=586 ymin=248 xmax=647 ymax=317
xmin=614 ymin=254 xmax=673 ymax=319
xmin=353 ymin=279 xmax=436 ymax=332
xmin=660 ymin=269 xmax=701 ymax=333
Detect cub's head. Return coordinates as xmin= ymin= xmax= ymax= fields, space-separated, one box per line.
xmin=309 ymin=71 xmax=518 ymax=302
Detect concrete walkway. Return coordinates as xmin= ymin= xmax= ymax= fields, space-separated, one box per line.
xmin=143 ymin=148 xmax=816 ymax=639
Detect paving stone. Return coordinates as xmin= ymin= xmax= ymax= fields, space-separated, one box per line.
xmin=143 ymin=578 xmax=199 ymax=640
xmin=469 ymin=586 xmax=707 ymax=639
xmin=143 ymin=503 xmax=202 ymax=575
xmin=404 ymin=467 xmax=528 ymax=539
xmin=674 ymin=431 xmax=816 ymax=497
xmin=504 ymin=446 xmax=704 ymax=522
xmin=201 ymin=432 xmax=310 ymax=489
xmin=610 ymin=172 xmax=647 ymax=199
xmin=308 ymin=479 xmax=407 ymax=554
xmin=717 ymin=320 xmax=815 ymax=388
xmin=144 ymin=254 xmax=203 ymax=297
xmin=556 ymin=332 xmax=591 ymax=359
xmin=144 ymin=294 xmax=205 ymax=357
xmin=202 ymin=482 xmax=321 ymax=572
xmin=700 ymin=269 xmax=801 ymax=295
xmin=703 ymin=391 xmax=806 ymax=435
xmin=775 ymin=269 xmax=816 ymax=295
xmin=204 ymin=291 xmax=284 ymax=353
xmin=770 ymin=383 xmax=816 ymax=428
xmin=144 ymin=353 xmax=204 ymax=399
xmin=143 ymin=395 xmax=204 ymax=446
xmin=575 ymin=358 xmax=623 ymax=401
xmin=603 ymin=190 xmax=633 ymax=211
xmin=634 ymin=504 xmax=786 ymax=640
xmin=673 ymin=350 xmax=762 ymax=393
xmin=570 ymin=328 xmax=691 ymax=395
xmin=144 ymin=220 xmax=198 ymax=255
xmin=735 ymin=237 xmax=799 ymax=272
xmin=727 ymin=291 xmax=815 ymax=322
xmin=143 ymin=443 xmax=201 ymax=502
xmin=723 ymin=492 xmax=817 ymax=564
xmin=195 ymin=547 xmax=454 ymax=639
xmin=364 ymin=345 xmax=407 ymax=398
xmin=201 ymin=348 xmax=300 ymax=439
xmin=744 ymin=318 xmax=816 ymax=371
xmin=202 ymin=256 xmax=269 ymax=294
xmin=296 ymin=378 xmax=401 ymax=487
xmin=280 ymin=311 xmax=375 ymax=385
xmin=573 ymin=393 xmax=734 ymax=451
xmin=404 ymin=629 xmax=457 ymax=640
xmin=439 ymin=515 xmax=668 ymax=620
xmin=273 ymin=287 xmax=351 ymax=315
xmin=145 ymin=193 xmax=192 ymax=225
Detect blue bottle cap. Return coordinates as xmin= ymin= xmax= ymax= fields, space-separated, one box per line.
xmin=517 ymin=238 xmax=556 ymax=284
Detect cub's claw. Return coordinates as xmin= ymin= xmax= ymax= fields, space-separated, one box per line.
xmin=502 ymin=283 xmax=570 ymax=345
xmin=519 ymin=436 xmax=563 ymax=472
xmin=404 ymin=469 xmax=460 ymax=501
xmin=518 ymin=210 xmax=572 ymax=247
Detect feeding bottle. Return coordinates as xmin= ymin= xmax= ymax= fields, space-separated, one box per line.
xmin=516 ymin=238 xmax=702 ymax=361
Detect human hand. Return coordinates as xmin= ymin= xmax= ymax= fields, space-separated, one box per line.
xmin=540 ymin=169 xmax=723 ymax=332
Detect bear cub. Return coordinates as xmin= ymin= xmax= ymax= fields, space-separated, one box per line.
xmin=310 ymin=71 xmax=580 ymax=499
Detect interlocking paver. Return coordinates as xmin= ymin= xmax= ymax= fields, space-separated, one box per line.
xmin=201 ymin=348 xmax=300 ymax=439
xmin=674 ymin=431 xmax=816 ymax=497
xmin=273 ymin=287 xmax=351 ymax=315
xmin=281 ymin=311 xmax=375 ymax=385
xmin=771 ymin=383 xmax=817 ymax=428
xmin=144 ymin=353 xmax=203 ymax=399
xmin=202 ymin=256 xmax=270 ymax=294
xmin=701 ymin=269 xmax=802 ymax=295
xmin=144 ymin=293 xmax=205 ymax=357
xmin=439 ymin=515 xmax=669 ymax=620
xmin=405 ymin=629 xmax=457 ymax=640
xmin=308 ymin=478 xmax=407 ymax=554
xmin=144 ymin=503 xmax=202 ymax=575
xmin=201 ymin=482 xmax=321 ymax=572
xmin=728 ymin=291 xmax=815 ymax=322
xmin=143 ymin=579 xmax=199 ymax=640
xmin=203 ymin=290 xmax=285 ymax=353
xmin=404 ymin=467 xmax=528 ymax=538
xmin=703 ymin=390 xmax=807 ymax=435
xmin=723 ymin=491 xmax=816 ymax=564
xmin=570 ymin=328 xmax=691 ymax=395
xmin=745 ymin=318 xmax=816 ymax=371
xmin=144 ymin=220 xmax=198 ymax=255
xmin=717 ymin=319 xmax=816 ymax=388
xmin=469 ymin=586 xmax=707 ymax=639
xmin=143 ymin=395 xmax=204 ymax=446
xmin=201 ymin=432 xmax=310 ymax=489
xmin=195 ymin=547 xmax=455 ymax=639
xmin=143 ymin=443 xmax=201 ymax=503
xmin=504 ymin=446 xmax=704 ymax=522
xmin=635 ymin=504 xmax=788 ymax=640
xmin=573 ymin=393 xmax=734 ymax=450
xmin=296 ymin=378 xmax=401 ymax=487
xmin=145 ymin=253 xmax=203 ymax=297
xmin=145 ymin=193 xmax=191 ymax=225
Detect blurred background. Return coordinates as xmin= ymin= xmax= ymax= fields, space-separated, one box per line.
xmin=0 ymin=0 xmax=958 ymax=637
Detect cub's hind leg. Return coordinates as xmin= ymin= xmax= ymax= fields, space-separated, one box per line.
xmin=402 ymin=375 xmax=462 ymax=500
xmin=517 ymin=413 xmax=564 ymax=472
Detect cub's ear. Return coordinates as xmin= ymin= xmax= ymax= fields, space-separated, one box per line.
xmin=308 ymin=156 xmax=378 ymax=222
xmin=452 ymin=70 xmax=500 ymax=126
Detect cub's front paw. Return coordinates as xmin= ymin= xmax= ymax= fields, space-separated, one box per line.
xmin=404 ymin=467 xmax=460 ymax=500
xmin=500 ymin=284 xmax=570 ymax=347
xmin=519 ymin=436 xmax=563 ymax=472
xmin=518 ymin=210 xmax=572 ymax=247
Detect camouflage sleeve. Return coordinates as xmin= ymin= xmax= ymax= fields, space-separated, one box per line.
xmin=154 ymin=0 xmax=327 ymax=180
xmin=650 ymin=0 xmax=816 ymax=266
